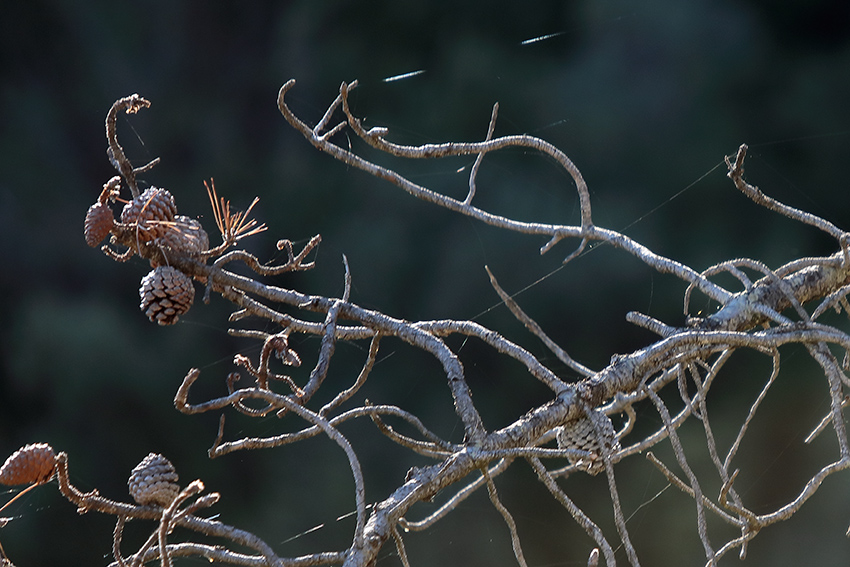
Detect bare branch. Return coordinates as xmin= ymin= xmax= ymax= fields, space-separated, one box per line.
xmin=320 ymin=334 xmax=381 ymax=417
xmin=105 ymin=93 xmax=155 ymax=198
xmin=66 ymin=85 xmax=850 ymax=567
xmin=486 ymin=265 xmax=595 ymax=377
xmin=527 ymin=457 xmax=616 ymax=566
xmin=464 ymin=102 xmax=499 ymax=206
xmin=277 ymin=80 xmax=731 ymax=302
xmin=726 ymin=144 xmax=845 ymax=242
xmin=482 ymin=467 xmax=527 ymax=567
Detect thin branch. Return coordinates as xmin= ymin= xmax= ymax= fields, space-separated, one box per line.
xmin=527 ymin=457 xmax=616 ymax=567
xmin=276 ymin=79 xmax=732 ymax=303
xmin=805 ymin=395 xmax=850 ymax=444
xmin=723 ymin=349 xmax=780 ymax=470
xmin=113 ymin=516 xmax=128 ymax=567
xmin=105 ymin=93 xmax=155 ymax=198
xmin=464 ymin=102 xmax=500 ymax=206
xmin=320 ymin=334 xmax=381 ymax=417
xmin=368 ymin=410 xmax=453 ymax=458
xmin=481 ymin=467 xmax=528 ymax=567
xmin=399 ymin=458 xmax=513 ymax=532
xmin=295 ymin=301 xmax=342 ymax=405
xmin=645 ymin=453 xmax=743 ymax=527
xmin=644 ymin=387 xmax=716 ymax=565
xmin=486 ymin=265 xmax=595 ymax=377
xmin=390 ymin=525 xmax=411 ymax=567
xmin=726 ymin=144 xmax=845 ymax=242
xmin=592 ymin=405 xmax=639 ymax=567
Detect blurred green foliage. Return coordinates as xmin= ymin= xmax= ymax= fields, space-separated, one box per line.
xmin=1 ymin=0 xmax=850 ymax=565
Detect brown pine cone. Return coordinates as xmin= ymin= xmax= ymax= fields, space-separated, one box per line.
xmin=84 ymin=201 xmax=115 ymax=247
xmin=120 ymin=187 xmax=178 ymax=243
xmin=0 ymin=443 xmax=56 ymax=486
xmin=128 ymin=453 xmax=180 ymax=507
xmin=139 ymin=266 xmax=195 ymax=325
xmin=153 ymin=215 xmax=209 ymax=257
xmin=557 ymin=410 xmax=620 ymax=476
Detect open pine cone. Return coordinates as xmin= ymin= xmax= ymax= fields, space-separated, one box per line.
xmin=120 ymin=187 xmax=178 ymax=243
xmin=152 ymin=215 xmax=209 ymax=258
xmin=557 ymin=410 xmax=620 ymax=476
xmin=0 ymin=443 xmax=56 ymax=485
xmin=128 ymin=453 xmax=180 ymax=507
xmin=139 ymin=266 xmax=195 ymax=325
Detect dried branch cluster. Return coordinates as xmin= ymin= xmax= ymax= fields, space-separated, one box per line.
xmin=4 ymin=82 xmax=850 ymax=567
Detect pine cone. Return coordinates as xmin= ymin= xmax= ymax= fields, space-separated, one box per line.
xmin=139 ymin=266 xmax=195 ymax=325
xmin=120 ymin=187 xmax=178 ymax=243
xmin=84 ymin=201 xmax=115 ymax=247
xmin=0 ymin=443 xmax=56 ymax=485
xmin=128 ymin=453 xmax=180 ymax=507
xmin=557 ymin=410 xmax=620 ymax=476
xmin=153 ymin=215 xmax=209 ymax=257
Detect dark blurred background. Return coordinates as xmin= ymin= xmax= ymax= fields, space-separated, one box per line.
xmin=2 ymin=0 xmax=850 ymax=565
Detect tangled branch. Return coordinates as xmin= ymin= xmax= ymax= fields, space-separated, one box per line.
xmin=9 ymin=81 xmax=850 ymax=567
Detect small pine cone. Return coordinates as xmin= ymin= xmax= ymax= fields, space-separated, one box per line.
xmin=557 ymin=409 xmax=620 ymax=476
xmin=84 ymin=201 xmax=115 ymax=247
xmin=120 ymin=187 xmax=178 ymax=243
xmin=0 ymin=443 xmax=56 ymax=485
xmin=139 ymin=266 xmax=195 ymax=325
xmin=128 ymin=453 xmax=180 ymax=507
xmin=153 ymin=215 xmax=209 ymax=256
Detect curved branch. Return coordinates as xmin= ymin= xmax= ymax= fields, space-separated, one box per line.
xmin=726 ymin=144 xmax=845 ymax=242
xmin=177 ymin=371 xmax=458 ymax=455
xmin=276 ymin=79 xmax=731 ymax=304
xmin=105 ymin=94 xmax=157 ymax=198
